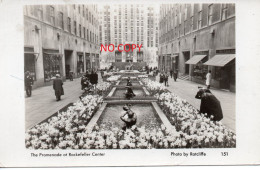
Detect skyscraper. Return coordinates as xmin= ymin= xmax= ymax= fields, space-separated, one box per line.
xmin=98 ymin=4 xmax=159 ymax=66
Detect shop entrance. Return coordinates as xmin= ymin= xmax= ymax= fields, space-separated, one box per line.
xmin=220 ymin=62 xmax=235 ymax=90
xmin=64 ymin=50 xmax=73 ymax=79
xmin=24 ymin=54 xmax=36 ymax=80
xmin=183 ymin=51 xmax=190 ymax=74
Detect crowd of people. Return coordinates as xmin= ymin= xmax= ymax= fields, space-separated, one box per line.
xmin=80 ymin=70 xmax=98 ymax=98
xmin=159 ymin=69 xmax=179 ymax=87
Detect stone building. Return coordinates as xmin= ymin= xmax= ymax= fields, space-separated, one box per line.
xmin=98 ymin=4 xmax=159 ymax=68
xmin=24 ymin=4 xmax=100 ymax=88
xmin=159 ymin=4 xmax=235 ymax=92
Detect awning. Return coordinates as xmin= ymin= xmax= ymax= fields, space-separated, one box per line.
xmin=24 ymin=52 xmax=39 ymax=55
xmin=172 ymin=55 xmax=178 ymax=58
xmin=24 ymin=52 xmax=39 ymax=61
xmin=43 ymin=52 xmax=63 ymax=56
xmin=185 ymin=55 xmax=207 ymax=65
xmin=203 ymin=54 xmax=235 ymax=67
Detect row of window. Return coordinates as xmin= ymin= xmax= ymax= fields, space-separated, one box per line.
xmin=159 ymin=4 xmax=234 ymax=43
xmin=26 ymin=5 xmax=99 ymax=44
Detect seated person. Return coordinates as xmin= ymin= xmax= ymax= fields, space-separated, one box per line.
xmin=126 ymin=77 xmax=132 ymax=86
xmin=125 ymin=86 xmax=136 ymax=100
xmin=120 ymin=106 xmax=137 ymax=130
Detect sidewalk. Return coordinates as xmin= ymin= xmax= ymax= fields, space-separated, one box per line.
xmin=156 ymin=75 xmax=236 ymax=132
xmin=25 ymin=74 xmax=104 ymax=130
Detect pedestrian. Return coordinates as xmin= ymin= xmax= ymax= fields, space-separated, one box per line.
xmin=206 ymin=70 xmax=212 ymax=89
xmin=81 ymin=75 xmax=87 ymax=90
xmin=159 ymin=73 xmax=164 ymax=84
xmin=53 ymin=74 xmax=64 ymax=101
xmin=195 ymin=87 xmax=223 ymax=121
xmin=170 ymin=69 xmax=173 ymax=78
xmin=69 ymin=70 xmax=73 ymax=81
xmin=89 ymin=70 xmax=95 ymax=85
xmin=101 ymin=69 xmax=104 ymax=78
xmin=164 ymin=72 xmax=169 ymax=86
xmin=173 ymin=69 xmax=178 ymax=82
xmin=93 ymin=71 xmax=98 ymax=88
xmin=25 ymin=71 xmax=33 ymax=97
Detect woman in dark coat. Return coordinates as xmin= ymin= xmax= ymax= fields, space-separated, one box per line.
xmin=159 ymin=73 xmax=164 ymax=84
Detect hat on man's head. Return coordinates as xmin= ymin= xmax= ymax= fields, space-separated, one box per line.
xmin=56 ymin=74 xmax=60 ymax=77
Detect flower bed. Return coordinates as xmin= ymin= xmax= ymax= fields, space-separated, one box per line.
xmin=141 ymin=78 xmax=167 ymax=95
xmin=106 ymin=75 xmax=121 ymax=82
xmin=25 ymin=95 xmax=103 ymax=149
xmin=96 ymin=82 xmax=112 ymax=96
xmin=156 ymin=92 xmax=236 ymax=148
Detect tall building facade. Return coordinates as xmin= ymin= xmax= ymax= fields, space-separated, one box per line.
xmin=98 ymin=4 xmax=159 ymax=67
xmin=24 ymin=4 xmax=99 ymax=88
xmin=159 ymin=4 xmax=235 ymax=92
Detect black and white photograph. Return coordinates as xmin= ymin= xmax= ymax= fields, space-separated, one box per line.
xmin=24 ymin=3 xmax=236 ymax=150
xmin=1 ymin=0 xmax=260 ymax=167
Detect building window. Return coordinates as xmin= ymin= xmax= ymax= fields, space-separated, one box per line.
xmin=208 ymin=4 xmax=213 ymax=25
xmin=59 ymin=12 xmax=64 ymax=29
xmin=78 ymin=5 xmax=80 ymax=14
xmin=221 ymin=4 xmax=228 ymax=20
xmin=184 ymin=20 xmax=187 ymax=35
xmin=90 ymin=31 xmax=92 ymax=42
xmin=50 ymin=6 xmax=55 ymax=25
xmin=82 ymin=5 xmax=85 ymax=17
xmin=79 ymin=24 xmax=81 ymax=37
xmin=74 ymin=21 xmax=77 ymax=35
xmin=83 ymin=27 xmax=85 ymax=38
xmin=37 ymin=6 xmax=43 ymax=21
xmin=190 ymin=16 xmax=194 ymax=31
xmin=198 ymin=11 xmax=202 ymax=29
xmin=67 ymin=17 xmax=71 ymax=33
xmin=87 ymin=29 xmax=89 ymax=41
xmin=86 ymin=8 xmax=88 ymax=19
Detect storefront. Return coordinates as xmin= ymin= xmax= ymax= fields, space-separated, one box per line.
xmin=186 ymin=54 xmax=208 ymax=79
xmin=24 ymin=47 xmax=39 ymax=81
xmin=171 ymin=55 xmax=178 ymax=72
xmin=85 ymin=53 xmax=91 ymax=71
xmin=42 ymin=49 xmax=63 ymax=82
xmin=166 ymin=54 xmax=171 ymax=72
xmin=204 ymin=53 xmax=235 ymax=92
xmin=77 ymin=52 xmax=84 ymax=76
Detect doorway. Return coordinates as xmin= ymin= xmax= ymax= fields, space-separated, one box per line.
xmin=183 ymin=51 xmax=190 ymax=74
xmin=64 ymin=50 xmax=73 ymax=79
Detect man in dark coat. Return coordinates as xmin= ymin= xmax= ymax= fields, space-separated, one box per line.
xmin=25 ymin=71 xmax=33 ymax=97
xmin=173 ymin=69 xmax=178 ymax=82
xmin=195 ymin=88 xmax=223 ymax=121
xmin=170 ymin=69 xmax=173 ymax=78
xmin=159 ymin=73 xmax=164 ymax=84
xmin=53 ymin=74 xmax=64 ymax=101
